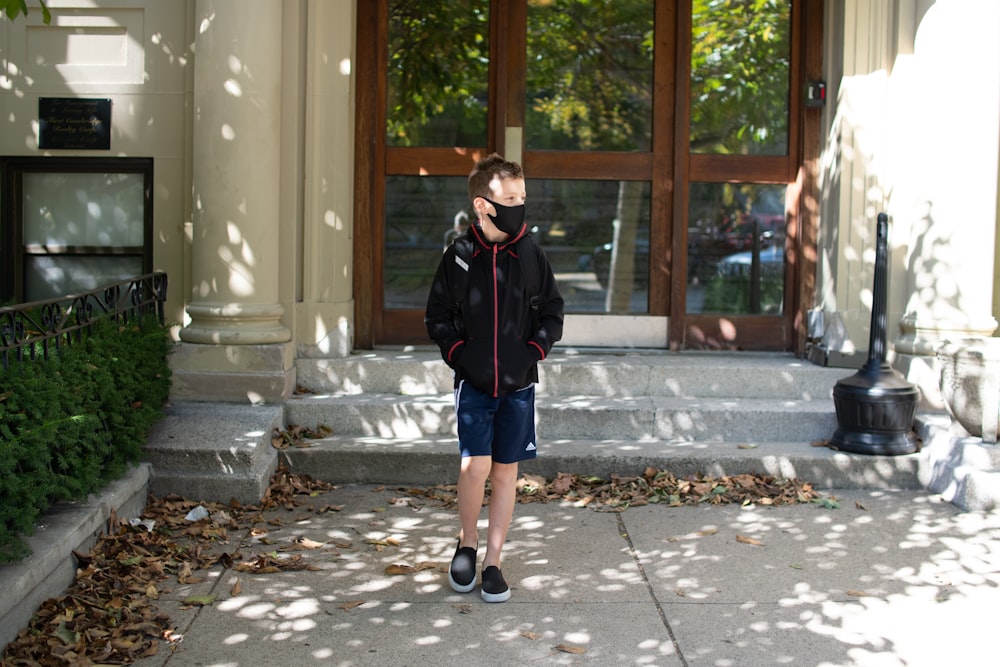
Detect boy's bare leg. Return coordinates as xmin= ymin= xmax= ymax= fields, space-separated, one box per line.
xmin=457 ymin=455 xmax=492 ymax=549
xmin=483 ymin=461 xmax=519 ymax=568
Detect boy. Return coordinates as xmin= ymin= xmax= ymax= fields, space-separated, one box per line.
xmin=425 ymin=153 xmax=564 ymax=602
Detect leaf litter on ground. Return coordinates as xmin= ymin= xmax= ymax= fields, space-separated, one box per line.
xmin=1 ymin=464 xmax=834 ymax=666
xmin=508 ymin=467 xmax=826 ymax=512
xmin=0 ymin=466 xmax=336 ymax=666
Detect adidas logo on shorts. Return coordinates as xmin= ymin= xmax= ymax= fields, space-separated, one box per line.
xmin=525 ymin=442 xmax=536 ymax=452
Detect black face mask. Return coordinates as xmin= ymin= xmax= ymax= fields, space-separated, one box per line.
xmin=484 ymin=198 xmax=525 ymax=236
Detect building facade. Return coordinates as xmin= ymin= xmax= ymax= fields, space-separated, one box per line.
xmin=1 ymin=0 xmax=997 ymax=406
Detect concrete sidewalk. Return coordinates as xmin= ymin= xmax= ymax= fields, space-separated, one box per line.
xmin=133 ymin=484 xmax=1000 ymax=667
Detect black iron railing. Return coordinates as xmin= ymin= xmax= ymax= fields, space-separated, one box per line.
xmin=0 ymin=272 xmax=168 ymax=368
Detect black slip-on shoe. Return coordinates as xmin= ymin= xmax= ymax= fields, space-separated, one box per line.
xmin=480 ymin=565 xmax=511 ymax=603
xmin=448 ymin=540 xmax=477 ymax=593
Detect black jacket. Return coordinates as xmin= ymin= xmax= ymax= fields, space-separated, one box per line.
xmin=425 ymin=222 xmax=564 ymax=396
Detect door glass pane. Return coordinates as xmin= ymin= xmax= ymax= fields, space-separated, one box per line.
xmin=384 ymin=175 xmax=470 ymax=309
xmin=385 ymin=176 xmax=651 ymax=314
xmin=386 ymin=0 xmax=489 ymax=147
xmin=526 ymin=0 xmax=654 ymax=151
xmin=533 ymin=178 xmax=650 ymax=314
xmin=25 ymin=255 xmax=143 ymax=302
xmin=23 ymin=172 xmax=145 ymax=246
xmin=690 ymin=0 xmax=791 ymax=155
xmin=687 ymin=183 xmax=785 ymax=314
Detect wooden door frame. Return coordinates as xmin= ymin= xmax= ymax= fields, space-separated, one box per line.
xmin=354 ymin=0 xmax=822 ymax=353
xmin=353 ymin=0 xmax=382 ymax=348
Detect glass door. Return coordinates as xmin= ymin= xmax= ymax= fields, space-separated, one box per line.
xmin=356 ymin=0 xmax=803 ymax=351
xmin=680 ymin=0 xmax=800 ymax=350
xmin=521 ymin=0 xmax=670 ymax=348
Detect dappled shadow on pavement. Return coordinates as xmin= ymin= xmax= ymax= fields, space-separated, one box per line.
xmin=116 ymin=484 xmax=998 ymax=667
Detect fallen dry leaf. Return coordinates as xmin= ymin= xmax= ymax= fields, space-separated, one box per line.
xmin=233 ymin=552 xmax=320 ymax=574
xmin=339 ymin=600 xmax=366 ymax=611
xmin=846 ymin=590 xmax=868 ymax=597
xmin=736 ymin=535 xmax=764 ymax=546
xmin=517 ymin=473 xmax=548 ymax=494
xmin=665 ymin=527 xmax=718 ymax=542
xmin=368 ymin=537 xmax=401 ymax=547
xmin=272 ymin=424 xmax=333 ymax=449
xmin=177 ymin=562 xmax=206 ymax=584
xmin=522 ymin=631 xmax=542 ymax=640
xmin=555 ymin=643 xmax=588 ymax=654
xmin=182 ymin=594 xmax=217 ymax=607
xmin=384 ymin=562 xmax=437 ymax=576
xmin=316 ymin=504 xmax=343 ymax=513
xmin=287 ymin=536 xmax=327 ymax=550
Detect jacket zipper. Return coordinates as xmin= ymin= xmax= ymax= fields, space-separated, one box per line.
xmin=491 ymin=244 xmax=499 ymax=397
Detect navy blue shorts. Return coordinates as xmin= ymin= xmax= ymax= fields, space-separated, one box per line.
xmin=455 ymin=381 xmax=537 ymax=464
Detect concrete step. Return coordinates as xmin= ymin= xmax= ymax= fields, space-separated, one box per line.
xmin=284 ymin=393 xmax=839 ymax=443
xmin=142 ymin=402 xmax=281 ymax=504
xmin=278 ymin=434 xmax=923 ymax=491
xmin=295 ymin=349 xmax=849 ymax=400
xmin=138 ymin=351 xmax=1000 ymax=516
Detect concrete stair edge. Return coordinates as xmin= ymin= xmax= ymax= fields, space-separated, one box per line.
xmin=295 ymin=351 xmax=848 ymax=399
xmin=278 ymin=434 xmax=923 ymax=491
xmin=283 ymin=393 xmax=840 ymax=442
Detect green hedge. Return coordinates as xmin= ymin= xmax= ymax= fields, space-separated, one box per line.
xmin=0 ymin=317 xmax=171 ymax=562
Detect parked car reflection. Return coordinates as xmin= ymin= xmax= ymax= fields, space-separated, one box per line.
xmin=591 ymin=228 xmax=782 ymax=288
xmin=716 ymin=243 xmax=784 ymax=277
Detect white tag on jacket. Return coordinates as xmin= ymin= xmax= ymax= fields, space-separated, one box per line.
xmin=455 ymin=255 xmax=469 ymax=272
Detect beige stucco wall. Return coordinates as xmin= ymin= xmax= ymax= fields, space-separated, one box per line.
xmin=817 ymin=0 xmax=999 ymax=393
xmin=0 ymin=0 xmax=194 ymax=334
xmin=1 ymin=0 xmax=357 ymax=402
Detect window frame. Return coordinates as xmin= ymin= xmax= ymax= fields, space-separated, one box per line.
xmin=1 ymin=156 xmax=154 ymax=303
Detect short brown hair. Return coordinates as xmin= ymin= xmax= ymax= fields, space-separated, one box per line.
xmin=468 ymin=153 xmax=524 ymax=202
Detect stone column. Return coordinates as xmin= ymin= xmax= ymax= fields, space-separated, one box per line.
xmin=173 ymin=0 xmax=295 ymax=403
xmin=890 ymin=1 xmax=1000 ymax=404
xmin=293 ymin=0 xmax=356 ymax=359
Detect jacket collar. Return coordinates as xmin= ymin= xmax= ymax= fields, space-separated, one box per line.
xmin=470 ymin=222 xmax=527 ymax=251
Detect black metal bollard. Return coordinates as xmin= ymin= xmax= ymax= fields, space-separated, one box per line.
xmin=830 ymin=213 xmax=920 ymax=455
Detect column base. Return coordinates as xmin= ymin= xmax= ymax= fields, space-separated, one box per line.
xmin=894 ymin=312 xmax=998 ymax=356
xmin=168 ymin=341 xmax=296 ymax=404
xmin=892 ymin=314 xmax=998 ymax=411
xmin=180 ymin=302 xmax=293 ymax=345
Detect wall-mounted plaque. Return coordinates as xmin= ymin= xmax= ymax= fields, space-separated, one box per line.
xmin=38 ymin=98 xmax=112 ymax=150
